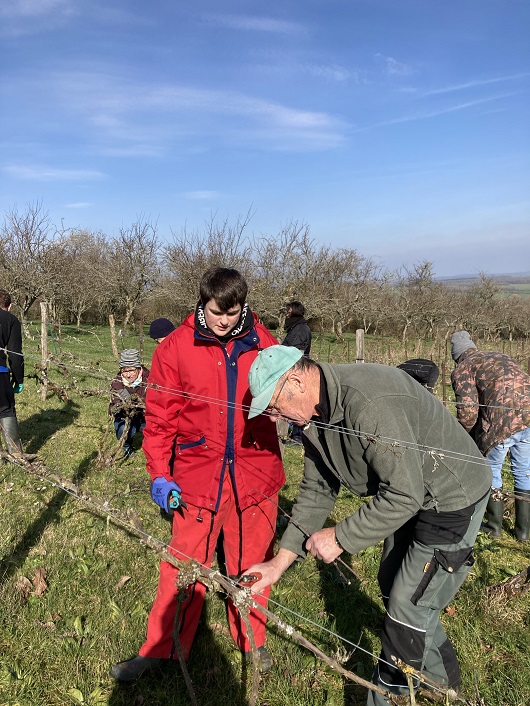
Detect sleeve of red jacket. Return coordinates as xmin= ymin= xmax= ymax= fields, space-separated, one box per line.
xmin=142 ymin=343 xmax=183 ymax=481
xmin=257 ymin=323 xmax=279 ymax=348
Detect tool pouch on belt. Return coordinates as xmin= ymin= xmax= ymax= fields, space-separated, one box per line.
xmin=410 ymin=547 xmax=474 ymax=607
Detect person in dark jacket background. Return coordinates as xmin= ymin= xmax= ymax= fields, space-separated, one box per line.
xmin=282 ymin=301 xmax=311 ymax=355
xmin=109 ymin=349 xmax=149 ymax=458
xmin=0 ymin=289 xmax=24 ymax=456
xmin=450 ymin=330 xmax=530 ymax=541
xmin=282 ymin=301 xmax=311 ymax=444
xmin=397 ymin=358 xmax=440 ymax=393
xmin=148 ymin=317 xmax=175 ymax=344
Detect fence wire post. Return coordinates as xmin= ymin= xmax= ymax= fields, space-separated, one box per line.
xmin=40 ymin=302 xmax=48 ymax=401
xmin=356 ymin=329 xmax=365 ymax=363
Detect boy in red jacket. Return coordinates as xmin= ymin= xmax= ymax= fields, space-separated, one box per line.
xmin=111 ymin=267 xmax=285 ymax=681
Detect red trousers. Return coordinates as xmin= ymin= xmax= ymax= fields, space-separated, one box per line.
xmin=139 ymin=476 xmax=277 ymax=660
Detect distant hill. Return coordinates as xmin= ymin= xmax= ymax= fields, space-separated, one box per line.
xmin=437 ymin=273 xmax=530 ymax=296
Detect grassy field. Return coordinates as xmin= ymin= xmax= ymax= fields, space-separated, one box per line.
xmin=1 ymin=325 xmax=529 ymax=705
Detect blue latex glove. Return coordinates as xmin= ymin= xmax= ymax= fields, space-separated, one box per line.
xmin=13 ymin=382 xmax=24 ymax=394
xmin=151 ymin=477 xmax=183 ymax=514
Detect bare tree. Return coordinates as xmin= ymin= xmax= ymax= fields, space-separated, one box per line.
xmin=51 ymin=228 xmax=111 ymax=327
xmin=393 ymin=261 xmax=443 ymax=342
xmin=460 ymin=273 xmax=502 ymax=339
xmin=104 ymin=218 xmax=160 ymax=331
xmin=163 ymin=211 xmax=253 ymax=314
xmin=315 ymin=248 xmax=386 ymax=341
xmin=0 ymin=201 xmax=55 ymax=333
xmin=250 ymin=221 xmax=320 ymax=330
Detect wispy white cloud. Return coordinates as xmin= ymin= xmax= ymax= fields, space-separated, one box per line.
xmin=307 ymin=63 xmax=352 ymax=83
xmin=375 ymin=53 xmax=414 ymax=77
xmin=3 ymin=164 xmax=106 ymax=181
xmin=243 ymin=46 xmax=356 ymax=85
xmin=0 ymin=0 xmax=73 ymax=18
xmin=63 ymin=201 xmax=91 ymax=209
xmin=361 ymin=92 xmax=519 ymax=131
xmin=423 ymin=73 xmax=530 ymax=96
xmin=0 ymin=0 xmax=76 ymax=37
xmin=39 ymin=70 xmax=347 ymax=152
xmin=180 ymin=191 xmax=222 ymax=201
xmin=204 ymin=13 xmax=306 ymax=36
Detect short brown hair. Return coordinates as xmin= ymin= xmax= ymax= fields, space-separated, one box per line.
xmin=199 ymin=267 xmax=248 ymax=311
xmin=0 ymin=289 xmax=12 ymax=309
xmin=286 ymin=301 xmax=305 ymax=317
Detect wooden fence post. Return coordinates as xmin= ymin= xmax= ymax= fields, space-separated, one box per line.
xmin=109 ymin=314 xmax=119 ymax=361
xmin=138 ymin=315 xmax=144 ymax=361
xmin=40 ymin=302 xmax=48 ymax=401
xmin=356 ymin=329 xmax=365 ymax=363
xmin=441 ymin=361 xmax=447 ymax=406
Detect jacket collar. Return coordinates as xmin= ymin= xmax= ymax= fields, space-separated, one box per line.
xmin=456 ymin=348 xmax=479 ymax=364
xmin=314 ymin=363 xmax=346 ymax=426
xmin=194 ymin=301 xmax=254 ymax=344
xmin=285 ymin=315 xmax=307 ymax=330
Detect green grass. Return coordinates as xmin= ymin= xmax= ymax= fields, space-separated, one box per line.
xmin=1 ymin=325 xmax=529 ymax=705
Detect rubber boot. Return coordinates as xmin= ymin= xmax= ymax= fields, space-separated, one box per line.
xmin=0 ymin=416 xmax=24 ymax=456
xmin=514 ymin=489 xmax=530 ymax=543
xmin=243 ymin=646 xmax=274 ymax=674
xmin=110 ymin=655 xmax=164 ymax=682
xmin=481 ymin=496 xmax=504 ymax=538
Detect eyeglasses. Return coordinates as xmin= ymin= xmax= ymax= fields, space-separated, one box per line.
xmin=266 ymin=375 xmax=289 ymax=416
xmin=121 ymin=368 xmax=139 ymax=374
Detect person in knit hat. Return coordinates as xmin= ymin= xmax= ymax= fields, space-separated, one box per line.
xmin=450 ymin=330 xmax=477 ymax=362
xmin=109 ymin=349 xmax=149 ymax=458
xmin=149 ymin=318 xmax=175 ymax=344
xmin=450 ymin=330 xmax=530 ymax=541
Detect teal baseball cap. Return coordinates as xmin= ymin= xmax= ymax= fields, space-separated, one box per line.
xmin=248 ymin=345 xmax=303 ymax=419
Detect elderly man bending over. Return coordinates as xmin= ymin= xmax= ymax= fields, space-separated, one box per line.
xmin=243 ymin=346 xmax=491 ymax=705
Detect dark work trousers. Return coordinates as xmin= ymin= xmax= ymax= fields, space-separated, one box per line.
xmin=366 ymin=492 xmax=489 ymax=705
xmin=291 ymin=423 xmax=303 ymax=442
xmin=113 ymin=413 xmax=145 ymax=450
xmin=0 ymin=372 xmax=16 ymax=418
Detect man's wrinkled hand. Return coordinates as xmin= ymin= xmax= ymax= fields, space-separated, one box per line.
xmin=240 ymin=548 xmax=300 ymax=594
xmin=239 ymin=561 xmax=281 ymax=594
xmin=305 ymin=527 xmax=343 ymax=564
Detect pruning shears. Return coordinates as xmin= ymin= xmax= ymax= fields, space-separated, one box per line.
xmin=236 ymin=572 xmax=263 ymax=588
xmin=169 ymin=489 xmax=188 ymax=515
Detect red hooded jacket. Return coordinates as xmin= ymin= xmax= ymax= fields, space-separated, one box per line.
xmin=142 ymin=311 xmax=285 ymax=512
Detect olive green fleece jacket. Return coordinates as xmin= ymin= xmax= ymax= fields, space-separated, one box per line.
xmin=279 ymin=363 xmax=492 ymax=557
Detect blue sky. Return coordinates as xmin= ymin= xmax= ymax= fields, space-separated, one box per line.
xmin=1 ymin=0 xmax=529 ymax=277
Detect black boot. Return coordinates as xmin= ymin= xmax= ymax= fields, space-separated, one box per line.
xmin=514 ymin=489 xmax=530 ymax=543
xmin=0 ymin=416 xmax=24 ymax=456
xmin=481 ymin=496 xmax=504 ymax=538
xmin=110 ymin=655 xmax=164 ymax=682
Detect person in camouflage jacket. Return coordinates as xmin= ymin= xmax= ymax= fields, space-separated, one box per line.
xmin=450 ymin=330 xmax=530 ymax=541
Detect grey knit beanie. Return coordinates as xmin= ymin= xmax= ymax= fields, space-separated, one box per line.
xmin=450 ymin=331 xmax=477 ymax=362
xmin=119 ymin=349 xmax=141 ymax=368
